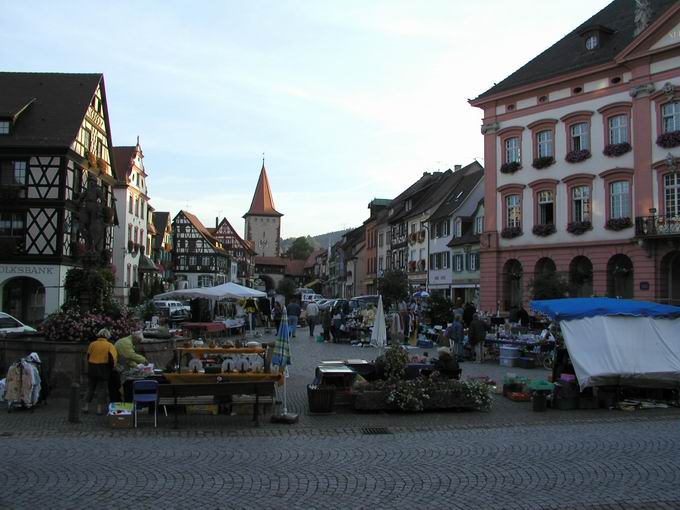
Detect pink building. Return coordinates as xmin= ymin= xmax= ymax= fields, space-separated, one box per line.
xmin=471 ymin=0 xmax=680 ymax=312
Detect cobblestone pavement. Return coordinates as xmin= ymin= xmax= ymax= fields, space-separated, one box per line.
xmin=2 ymin=331 xmax=680 ymax=508
xmin=1 ymin=419 xmax=679 ymax=509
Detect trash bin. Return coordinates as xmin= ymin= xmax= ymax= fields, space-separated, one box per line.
xmin=307 ymin=385 xmax=336 ymax=414
xmin=532 ymin=391 xmax=548 ymax=412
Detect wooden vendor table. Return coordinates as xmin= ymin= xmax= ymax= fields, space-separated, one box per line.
xmin=158 ymin=380 xmax=276 ymax=428
xmin=181 ymin=322 xmax=226 ymax=340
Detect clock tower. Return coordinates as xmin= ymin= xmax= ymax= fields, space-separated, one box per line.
xmin=243 ymin=161 xmax=283 ymax=257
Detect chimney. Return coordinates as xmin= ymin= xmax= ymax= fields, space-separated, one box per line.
xmin=215 ymin=217 xmax=219 ymax=229
xmin=454 ymin=164 xmax=462 ymax=171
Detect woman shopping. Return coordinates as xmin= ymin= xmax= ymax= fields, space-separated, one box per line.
xmin=82 ymin=328 xmax=118 ymax=415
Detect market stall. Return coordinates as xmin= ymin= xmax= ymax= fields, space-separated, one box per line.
xmin=531 ymin=298 xmax=680 ymax=390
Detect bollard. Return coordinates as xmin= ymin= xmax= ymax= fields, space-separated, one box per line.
xmin=68 ymin=382 xmax=80 ymax=423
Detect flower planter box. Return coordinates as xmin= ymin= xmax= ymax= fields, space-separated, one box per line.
xmin=354 ymin=389 xmax=483 ymax=412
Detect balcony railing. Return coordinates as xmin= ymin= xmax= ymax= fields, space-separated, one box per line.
xmin=635 ymin=216 xmax=680 ymax=237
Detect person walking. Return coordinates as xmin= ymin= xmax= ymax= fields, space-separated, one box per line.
xmin=321 ymin=307 xmax=332 ymax=342
xmin=468 ymin=313 xmax=488 ymax=364
xmin=448 ymin=314 xmax=465 ymax=359
xmin=306 ymin=300 xmax=320 ymax=337
xmin=82 ymin=328 xmax=118 ymax=415
xmin=286 ymin=299 xmax=301 ymax=338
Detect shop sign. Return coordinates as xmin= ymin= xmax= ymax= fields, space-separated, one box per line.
xmin=0 ymin=265 xmax=55 ymax=276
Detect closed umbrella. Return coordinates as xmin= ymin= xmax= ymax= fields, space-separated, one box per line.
xmin=271 ymin=307 xmax=298 ymax=424
xmin=370 ymin=295 xmax=387 ymax=354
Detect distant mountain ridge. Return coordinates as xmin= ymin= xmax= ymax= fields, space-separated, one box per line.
xmin=281 ymin=228 xmax=351 ymax=252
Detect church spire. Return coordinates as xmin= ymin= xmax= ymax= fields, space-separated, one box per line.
xmin=243 ymin=160 xmax=283 ymax=218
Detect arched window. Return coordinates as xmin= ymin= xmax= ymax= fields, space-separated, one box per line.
xmin=569 ymin=256 xmax=593 ymax=297
xmin=606 ymin=254 xmax=633 ymax=299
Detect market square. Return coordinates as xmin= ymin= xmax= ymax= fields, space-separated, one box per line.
xmin=3 ymin=0 xmax=680 ymax=508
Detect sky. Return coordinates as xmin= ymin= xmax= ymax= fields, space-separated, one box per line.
xmin=2 ymin=0 xmax=612 ymax=238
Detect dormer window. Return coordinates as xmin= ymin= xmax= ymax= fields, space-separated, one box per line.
xmin=585 ymin=35 xmax=598 ymax=50
xmin=0 ymin=120 xmax=9 ymax=135
xmin=405 ymin=199 xmax=412 ymax=211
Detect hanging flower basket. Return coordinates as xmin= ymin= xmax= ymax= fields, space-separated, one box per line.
xmin=417 ymin=230 xmax=426 ymax=243
xmin=567 ymin=221 xmax=592 ymax=235
xmin=418 ymin=259 xmax=426 ymax=271
xmin=96 ymin=157 xmax=109 ymax=173
xmin=408 ymin=261 xmax=417 ymax=272
xmin=408 ymin=232 xmax=418 ymax=244
xmin=500 ymin=161 xmax=522 ymax=174
xmin=500 ymin=226 xmax=522 ymax=239
xmin=565 ymin=149 xmax=591 ymax=163
xmin=127 ymin=240 xmax=135 ymax=253
xmin=605 ymin=217 xmax=632 ymax=231
xmin=602 ymin=142 xmax=632 ymax=157
xmin=84 ymin=150 xmax=97 ymax=168
xmin=532 ymin=224 xmax=556 ymax=237
xmin=532 ymin=156 xmax=554 ymax=169
xmin=656 ymin=131 xmax=680 ymax=148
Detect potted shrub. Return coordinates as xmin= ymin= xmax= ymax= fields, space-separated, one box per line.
xmin=532 ymin=224 xmax=556 ymax=237
xmin=500 ymin=161 xmax=522 ymax=174
xmin=567 ymin=221 xmax=592 ymax=235
xmin=565 ymin=149 xmax=591 ymax=163
xmin=408 ymin=260 xmax=417 ymax=272
xmin=532 ymin=156 xmax=554 ymax=169
xmin=657 ymin=131 xmax=680 ymax=148
xmin=605 ymin=217 xmax=632 ymax=231
xmin=500 ymin=226 xmax=522 ymax=239
xmin=602 ymin=142 xmax=632 ymax=157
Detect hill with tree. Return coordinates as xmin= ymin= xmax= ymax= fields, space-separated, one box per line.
xmin=280 ymin=228 xmax=351 ymax=253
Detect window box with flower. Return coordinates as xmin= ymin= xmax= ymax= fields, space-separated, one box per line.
xmin=500 ymin=161 xmax=522 ymax=174
xmin=532 ymin=224 xmax=556 ymax=237
xmin=603 ymin=142 xmax=632 ymax=157
xmin=567 ymin=221 xmax=592 ymax=235
xmin=657 ymin=131 xmax=680 ymax=148
xmin=565 ymin=149 xmax=591 ymax=163
xmin=532 ymin=156 xmax=554 ymax=169
xmin=501 ymin=226 xmax=522 ymax=239
xmin=605 ymin=217 xmax=632 ymax=231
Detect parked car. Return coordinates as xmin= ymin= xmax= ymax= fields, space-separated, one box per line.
xmin=349 ymin=295 xmax=381 ymax=311
xmin=0 ymin=312 xmax=37 ymax=334
xmin=152 ymin=300 xmax=191 ymax=320
xmin=322 ymin=299 xmax=350 ymax=314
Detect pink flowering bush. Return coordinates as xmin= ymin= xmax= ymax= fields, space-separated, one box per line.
xmin=41 ymin=306 xmax=138 ymax=343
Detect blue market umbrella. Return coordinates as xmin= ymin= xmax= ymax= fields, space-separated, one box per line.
xmin=271 ymin=308 xmax=297 ymax=423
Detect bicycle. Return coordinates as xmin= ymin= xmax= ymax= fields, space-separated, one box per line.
xmin=535 ymin=344 xmax=555 ymax=371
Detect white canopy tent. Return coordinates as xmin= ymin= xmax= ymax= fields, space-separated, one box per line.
xmin=154 ymin=282 xmax=266 ymax=301
xmin=532 ymin=298 xmax=680 ymax=390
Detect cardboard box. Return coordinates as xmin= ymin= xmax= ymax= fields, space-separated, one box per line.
xmin=107 ymin=414 xmax=133 ymax=429
xmin=186 ymin=404 xmax=219 ymax=415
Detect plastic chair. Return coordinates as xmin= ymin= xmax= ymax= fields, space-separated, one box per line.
xmin=133 ymin=380 xmax=159 ymax=428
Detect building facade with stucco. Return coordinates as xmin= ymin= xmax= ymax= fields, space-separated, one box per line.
xmin=471 ymin=0 xmax=680 ymax=312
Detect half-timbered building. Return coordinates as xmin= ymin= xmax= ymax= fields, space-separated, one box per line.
xmin=209 ymin=217 xmax=256 ymax=285
xmin=172 ymin=211 xmax=229 ymax=288
xmin=0 ymin=72 xmax=117 ymax=324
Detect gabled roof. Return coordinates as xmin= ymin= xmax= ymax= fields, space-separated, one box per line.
xmin=178 ymin=210 xmax=227 ymax=255
xmin=112 ymin=146 xmax=137 ymax=185
xmin=0 ymin=72 xmax=104 ymax=149
xmin=243 ymin=163 xmax=283 ymax=217
xmin=428 ymin=162 xmax=484 ymax=222
xmin=152 ymin=212 xmax=170 ymax=251
xmin=389 ymin=172 xmax=446 ymax=223
xmin=473 ymin=0 xmax=677 ymax=102
xmin=213 ymin=217 xmax=256 ymax=255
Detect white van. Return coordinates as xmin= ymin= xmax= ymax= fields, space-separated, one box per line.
xmin=152 ymin=300 xmax=191 ymax=319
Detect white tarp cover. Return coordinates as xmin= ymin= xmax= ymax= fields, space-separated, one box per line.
xmin=154 ymin=282 xmax=266 ymax=301
xmin=560 ymin=316 xmax=680 ymax=389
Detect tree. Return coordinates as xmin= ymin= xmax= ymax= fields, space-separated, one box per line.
xmin=530 ymin=271 xmax=569 ymax=300
xmin=285 ymin=236 xmax=314 ymax=260
xmin=377 ymin=269 xmax=408 ymax=310
xmin=427 ymin=293 xmax=454 ymax=327
xmin=276 ymin=277 xmax=297 ymax=302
